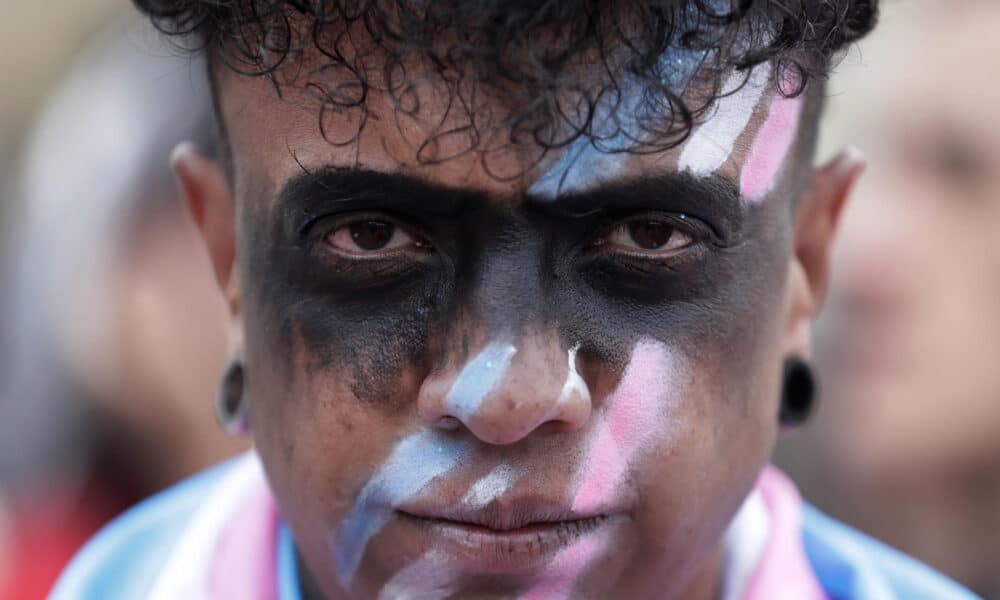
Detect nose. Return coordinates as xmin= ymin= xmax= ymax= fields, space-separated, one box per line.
xmin=417 ymin=332 xmax=592 ymax=445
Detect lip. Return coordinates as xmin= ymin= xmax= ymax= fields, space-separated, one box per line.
xmin=396 ymin=498 xmax=621 ymax=573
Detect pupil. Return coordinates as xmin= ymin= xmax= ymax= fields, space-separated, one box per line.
xmin=350 ymin=220 xmax=394 ymax=250
xmin=628 ymin=221 xmax=673 ymax=249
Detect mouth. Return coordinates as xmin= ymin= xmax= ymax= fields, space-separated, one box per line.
xmin=396 ymin=499 xmax=619 ymax=573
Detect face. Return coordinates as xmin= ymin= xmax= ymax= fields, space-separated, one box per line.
xmin=817 ymin=4 xmax=1000 ymax=484
xmin=178 ymin=38 xmax=855 ymax=599
xmin=63 ymin=197 xmax=248 ymax=488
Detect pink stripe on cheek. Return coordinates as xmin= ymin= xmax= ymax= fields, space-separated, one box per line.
xmin=519 ymin=534 xmax=605 ymax=600
xmin=571 ymin=420 xmax=621 ymax=513
xmin=572 ymin=340 xmax=677 ymax=513
xmin=740 ymin=94 xmax=804 ymax=202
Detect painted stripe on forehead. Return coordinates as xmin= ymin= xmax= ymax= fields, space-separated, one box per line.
xmin=528 ymin=47 xmax=709 ymax=200
xmin=677 ymin=64 xmax=772 ymax=177
xmin=740 ymin=92 xmax=804 ymax=202
xmin=333 ymin=430 xmax=471 ymax=584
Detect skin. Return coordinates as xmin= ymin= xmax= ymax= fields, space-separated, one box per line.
xmin=173 ymin=36 xmax=862 ymax=599
xmin=782 ymin=2 xmax=1000 ymax=593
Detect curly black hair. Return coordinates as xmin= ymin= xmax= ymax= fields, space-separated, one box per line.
xmin=132 ymin=0 xmax=877 ymax=170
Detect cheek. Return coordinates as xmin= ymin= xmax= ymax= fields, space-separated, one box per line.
xmin=634 ymin=345 xmax=779 ymax=591
xmin=570 ymin=340 xmax=683 ymax=513
xmin=248 ymin=352 xmax=428 ymax=594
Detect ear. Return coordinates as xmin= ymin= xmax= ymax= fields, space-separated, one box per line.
xmin=783 ymin=148 xmax=865 ymax=358
xmin=171 ymin=143 xmax=241 ymax=342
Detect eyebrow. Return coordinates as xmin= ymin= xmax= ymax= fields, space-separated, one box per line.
xmin=275 ymin=167 xmax=468 ymax=239
xmin=274 ymin=166 xmax=745 ymax=239
xmin=528 ymin=172 xmax=745 ymax=235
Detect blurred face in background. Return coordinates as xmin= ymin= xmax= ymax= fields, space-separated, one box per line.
xmin=62 ymin=196 xmax=246 ymax=490
xmin=819 ymin=2 xmax=1000 ymax=484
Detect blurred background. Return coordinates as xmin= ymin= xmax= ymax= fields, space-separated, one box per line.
xmin=0 ymin=1 xmax=997 ymax=598
xmin=0 ymin=4 xmax=249 ymax=598
xmin=777 ymin=1 xmax=1000 ymax=597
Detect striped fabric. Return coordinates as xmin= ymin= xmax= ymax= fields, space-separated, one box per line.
xmin=50 ymin=453 xmax=979 ymax=599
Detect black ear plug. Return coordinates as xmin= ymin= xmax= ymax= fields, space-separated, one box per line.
xmin=780 ymin=357 xmax=816 ymax=426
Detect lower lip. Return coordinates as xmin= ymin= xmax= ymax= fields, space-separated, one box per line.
xmin=397 ymin=512 xmax=616 ymax=573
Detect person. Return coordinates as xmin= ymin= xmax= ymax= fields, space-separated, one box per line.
xmin=0 ymin=16 xmax=247 ymax=598
xmin=776 ymin=1 xmax=1000 ymax=597
xmin=50 ymin=1 xmax=976 ymax=598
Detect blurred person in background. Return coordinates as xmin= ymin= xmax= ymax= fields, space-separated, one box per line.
xmin=0 ymin=16 xmax=248 ymax=599
xmin=777 ymin=1 xmax=1000 ymax=596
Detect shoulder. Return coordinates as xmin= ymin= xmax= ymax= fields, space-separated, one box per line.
xmin=48 ymin=458 xmax=241 ymax=600
xmin=801 ymin=504 xmax=982 ymax=600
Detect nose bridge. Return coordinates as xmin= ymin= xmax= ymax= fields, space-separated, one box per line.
xmin=472 ymin=221 xmax=547 ymax=331
xmin=443 ymin=339 xmax=519 ymax=424
xmin=420 ymin=329 xmax=592 ymax=445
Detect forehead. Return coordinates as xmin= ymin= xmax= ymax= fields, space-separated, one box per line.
xmin=215 ymin=48 xmax=803 ymax=204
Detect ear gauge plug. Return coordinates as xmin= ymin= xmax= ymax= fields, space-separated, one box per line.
xmin=780 ymin=357 xmax=816 ymax=426
xmin=216 ymin=358 xmax=249 ymax=435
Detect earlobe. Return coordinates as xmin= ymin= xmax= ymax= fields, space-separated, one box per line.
xmin=171 ymin=142 xmax=239 ymax=313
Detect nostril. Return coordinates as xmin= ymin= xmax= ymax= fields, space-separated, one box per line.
xmin=419 ymin=336 xmax=595 ymax=445
xmin=436 ymin=416 xmax=461 ymax=431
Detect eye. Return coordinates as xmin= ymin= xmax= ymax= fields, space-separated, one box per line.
xmin=599 ymin=216 xmax=696 ymax=257
xmin=324 ymin=218 xmax=428 ymax=256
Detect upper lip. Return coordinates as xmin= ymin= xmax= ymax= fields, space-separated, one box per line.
xmin=399 ymin=496 xmax=611 ymax=531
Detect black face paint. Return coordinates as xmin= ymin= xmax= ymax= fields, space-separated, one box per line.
xmin=239 ymin=167 xmax=789 ymax=409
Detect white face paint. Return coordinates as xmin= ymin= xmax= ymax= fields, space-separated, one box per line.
xmin=527 ymin=54 xmax=803 ymax=206
xmin=461 ymin=463 xmax=521 ymax=509
xmin=527 ymin=46 xmax=710 ymax=199
xmin=556 ymin=343 xmax=589 ymax=407
xmin=677 ymin=64 xmax=773 ymax=176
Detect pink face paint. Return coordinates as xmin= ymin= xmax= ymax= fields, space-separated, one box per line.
xmin=739 ymin=94 xmax=804 ymax=202
xmin=572 ymin=339 xmax=681 ymax=514
xmin=519 ymin=533 xmax=607 ymax=600
xmin=377 ymin=551 xmax=457 ymax=600
xmin=678 ymin=65 xmax=772 ymax=177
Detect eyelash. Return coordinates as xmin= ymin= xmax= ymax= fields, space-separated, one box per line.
xmin=301 ymin=210 xmax=712 ymax=268
xmin=589 ymin=212 xmax=711 ymax=254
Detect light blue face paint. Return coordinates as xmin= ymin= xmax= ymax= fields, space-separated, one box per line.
xmin=444 ymin=341 xmax=518 ymax=422
xmin=526 ymin=89 xmax=640 ymax=199
xmin=527 ymin=43 xmax=709 ymax=200
xmin=334 ymin=430 xmax=473 ymax=584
